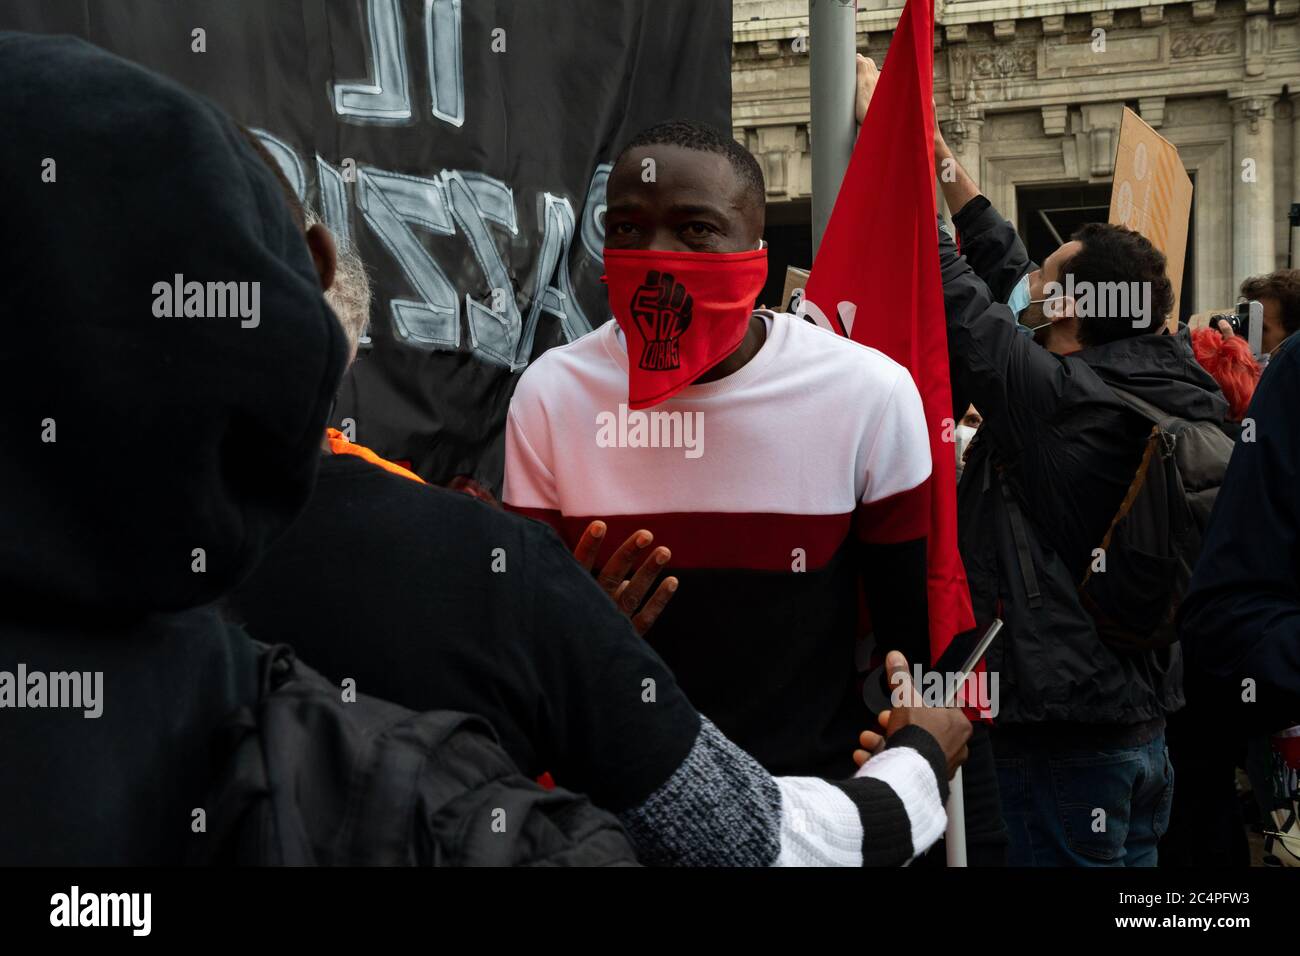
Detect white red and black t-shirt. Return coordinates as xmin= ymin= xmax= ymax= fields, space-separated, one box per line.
xmin=505 ymin=311 xmax=932 ymax=777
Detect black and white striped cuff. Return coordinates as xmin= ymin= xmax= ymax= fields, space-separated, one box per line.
xmin=616 ymin=717 xmax=948 ymax=867
xmin=833 ymin=725 xmax=948 ymax=865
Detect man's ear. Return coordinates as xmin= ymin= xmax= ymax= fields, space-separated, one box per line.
xmin=1052 ymin=295 xmax=1077 ymax=322
xmin=305 ymin=222 xmax=338 ymax=293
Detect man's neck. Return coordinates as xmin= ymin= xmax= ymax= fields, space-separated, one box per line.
xmin=1040 ymin=321 xmax=1083 ymax=356
xmin=694 ymin=313 xmax=768 ymax=384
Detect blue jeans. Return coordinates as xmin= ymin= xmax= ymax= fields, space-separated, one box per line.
xmin=993 ymin=732 xmax=1174 ymax=866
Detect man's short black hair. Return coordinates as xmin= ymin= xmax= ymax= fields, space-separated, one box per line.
xmin=616 ymin=119 xmax=766 ymax=213
xmin=1060 ymin=222 xmax=1175 ymax=347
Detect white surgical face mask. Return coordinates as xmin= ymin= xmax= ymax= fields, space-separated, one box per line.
xmin=954 ymin=423 xmax=977 ymax=474
xmin=1007 ymin=273 xmax=1057 ymax=333
xmin=1006 ymin=273 xmax=1031 ymax=315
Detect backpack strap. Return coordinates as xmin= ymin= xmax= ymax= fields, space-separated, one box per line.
xmin=1077 ymin=382 xmax=1181 ymax=592
xmin=1078 ymin=425 xmax=1162 ymax=590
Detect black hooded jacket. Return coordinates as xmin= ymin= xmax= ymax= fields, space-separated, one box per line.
xmin=939 ymin=197 xmax=1228 ymax=730
xmin=0 ymin=34 xmax=347 ymax=864
xmin=1180 ymin=336 xmax=1300 ymax=727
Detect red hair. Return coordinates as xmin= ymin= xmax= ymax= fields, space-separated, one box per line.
xmin=1190 ymin=327 xmax=1262 ymax=422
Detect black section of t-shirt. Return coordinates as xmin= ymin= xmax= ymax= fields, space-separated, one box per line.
xmin=230 ymin=453 xmax=700 ymax=812
xmin=647 ymin=539 xmax=868 ymax=779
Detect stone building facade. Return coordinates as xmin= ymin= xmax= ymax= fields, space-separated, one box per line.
xmin=733 ymin=0 xmax=1300 ymax=314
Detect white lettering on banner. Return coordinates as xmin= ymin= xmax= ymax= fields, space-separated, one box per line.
xmin=355 ymin=166 xmax=460 ymax=350
xmin=250 ymin=129 xmax=306 ymax=199
xmin=426 ymin=0 xmax=466 ymax=127
xmin=350 ymin=166 xmax=591 ymax=369
xmin=250 ymin=1 xmax=609 ymax=368
xmin=444 ymin=169 xmax=522 ymax=367
xmin=331 ymin=0 xmax=413 ymax=123
xmin=330 ymin=0 xmax=465 ymax=127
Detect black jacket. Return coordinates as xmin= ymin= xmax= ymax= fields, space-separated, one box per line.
xmin=0 ymin=34 xmax=348 ymax=864
xmin=1180 ymin=335 xmax=1300 ymax=727
xmin=939 ymin=197 xmax=1228 ymax=728
xmin=230 ymin=453 xmax=701 ymax=814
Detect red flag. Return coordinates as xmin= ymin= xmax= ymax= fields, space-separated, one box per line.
xmin=802 ymin=0 xmax=975 ymax=667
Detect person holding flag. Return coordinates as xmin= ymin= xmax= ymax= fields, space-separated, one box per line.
xmin=502 ymin=111 xmax=971 ymax=815
xmin=803 ymin=0 xmax=1006 ymax=867
xmin=906 ymin=38 xmax=1221 ymax=869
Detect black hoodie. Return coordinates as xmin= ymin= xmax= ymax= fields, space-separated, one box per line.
xmin=0 ymin=33 xmax=347 ymax=864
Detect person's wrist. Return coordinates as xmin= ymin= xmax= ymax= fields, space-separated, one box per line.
xmin=934 ymin=134 xmax=950 ymax=165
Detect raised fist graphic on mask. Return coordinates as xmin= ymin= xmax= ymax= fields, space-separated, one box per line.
xmin=630 ymin=270 xmax=693 ymax=371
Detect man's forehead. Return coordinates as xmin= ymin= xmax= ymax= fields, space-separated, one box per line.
xmin=609 ymin=144 xmax=743 ymax=207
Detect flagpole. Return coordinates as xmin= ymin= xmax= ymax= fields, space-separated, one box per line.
xmin=945 ymin=770 xmax=967 ymax=866
xmin=939 ymin=620 xmax=1002 ymax=868
xmin=808 ymin=0 xmax=857 ymax=255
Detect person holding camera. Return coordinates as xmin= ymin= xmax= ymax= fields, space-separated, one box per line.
xmin=1239 ymin=269 xmax=1300 ymax=359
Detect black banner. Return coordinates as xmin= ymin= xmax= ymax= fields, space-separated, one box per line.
xmin=2 ymin=0 xmax=732 ymax=491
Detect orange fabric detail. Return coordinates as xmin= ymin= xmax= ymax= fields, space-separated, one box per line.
xmin=325 ymin=428 xmax=425 ymax=484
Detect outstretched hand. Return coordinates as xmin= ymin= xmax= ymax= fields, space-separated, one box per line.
xmin=573 ymin=521 xmax=678 ymax=637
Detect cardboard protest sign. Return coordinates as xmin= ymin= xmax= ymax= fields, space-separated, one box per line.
xmin=1109 ymin=107 xmax=1193 ymax=331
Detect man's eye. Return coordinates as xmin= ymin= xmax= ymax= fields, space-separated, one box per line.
xmin=609 ymin=221 xmax=636 ymax=236
xmin=683 ymin=222 xmax=715 ymax=236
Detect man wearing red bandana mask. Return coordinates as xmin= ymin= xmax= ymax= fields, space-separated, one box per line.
xmin=505 ymin=120 xmax=955 ymax=797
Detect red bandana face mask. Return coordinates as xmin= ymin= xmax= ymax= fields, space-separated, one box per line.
xmin=603 ymin=247 xmax=768 ymax=409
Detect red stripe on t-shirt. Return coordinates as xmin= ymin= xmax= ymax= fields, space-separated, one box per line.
xmin=854 ymin=479 xmax=930 ymax=544
xmin=507 ymin=507 xmax=854 ymax=571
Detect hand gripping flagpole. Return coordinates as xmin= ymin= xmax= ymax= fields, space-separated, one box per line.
xmin=943 ymin=619 xmax=1002 ymax=868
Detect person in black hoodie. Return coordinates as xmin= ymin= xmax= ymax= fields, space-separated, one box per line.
xmin=0 ymin=33 xmax=349 ymax=863
xmin=933 ymin=128 xmax=1229 ymax=866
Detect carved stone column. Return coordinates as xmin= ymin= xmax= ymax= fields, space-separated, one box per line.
xmin=1230 ymin=94 xmax=1276 ymax=285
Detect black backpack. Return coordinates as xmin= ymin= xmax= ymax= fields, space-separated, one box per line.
xmin=189 ymin=643 xmax=639 ymax=866
xmin=1078 ymin=386 xmax=1234 ymax=652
